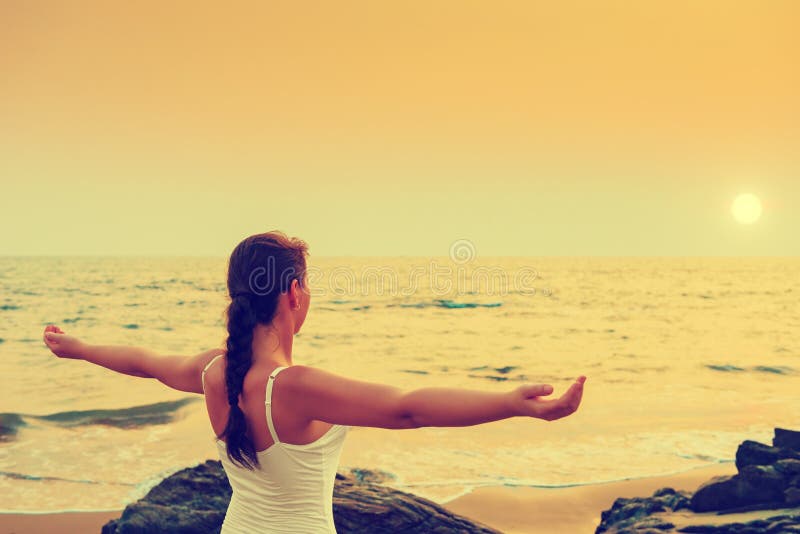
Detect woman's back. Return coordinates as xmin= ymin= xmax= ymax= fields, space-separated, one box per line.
xmin=203 ymin=357 xmax=349 ymax=533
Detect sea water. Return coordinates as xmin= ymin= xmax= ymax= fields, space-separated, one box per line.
xmin=0 ymin=256 xmax=798 ymax=512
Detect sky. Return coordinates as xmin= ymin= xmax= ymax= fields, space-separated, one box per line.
xmin=1 ymin=1 xmax=798 ymax=256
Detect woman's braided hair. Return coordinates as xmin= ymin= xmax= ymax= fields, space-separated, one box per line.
xmin=222 ymin=231 xmax=308 ymax=469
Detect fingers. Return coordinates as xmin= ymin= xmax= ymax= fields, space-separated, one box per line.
xmin=44 ymin=324 xmax=65 ymax=337
xmin=43 ymin=326 xmax=65 ymax=345
xmin=566 ymin=377 xmax=585 ymax=394
xmin=522 ymin=383 xmax=554 ymax=398
xmin=564 ymin=377 xmax=585 ymax=410
xmin=529 ymin=376 xmax=587 ymax=421
xmin=550 ymin=377 xmax=586 ymax=416
xmin=43 ymin=325 xmax=55 ymax=345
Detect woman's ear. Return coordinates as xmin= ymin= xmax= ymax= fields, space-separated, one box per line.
xmin=289 ymin=278 xmax=301 ymax=310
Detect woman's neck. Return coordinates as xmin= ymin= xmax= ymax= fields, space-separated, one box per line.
xmin=251 ymin=319 xmax=294 ymax=368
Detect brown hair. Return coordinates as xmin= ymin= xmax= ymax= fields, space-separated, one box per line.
xmin=222 ymin=231 xmax=309 ymax=469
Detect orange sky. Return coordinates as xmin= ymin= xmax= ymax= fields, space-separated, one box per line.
xmin=1 ymin=1 xmax=798 ymax=255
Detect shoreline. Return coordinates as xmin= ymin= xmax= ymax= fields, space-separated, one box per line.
xmin=0 ymin=463 xmax=738 ymax=534
xmin=442 ymin=462 xmax=739 ymax=534
xmin=435 ymin=460 xmax=737 ymax=505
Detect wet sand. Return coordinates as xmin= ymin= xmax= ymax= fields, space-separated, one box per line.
xmin=442 ymin=462 xmax=739 ymax=533
xmin=0 ymin=510 xmax=121 ymax=534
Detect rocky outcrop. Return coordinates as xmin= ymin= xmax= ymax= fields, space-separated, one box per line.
xmin=102 ymin=461 xmax=500 ymax=534
xmin=675 ymin=511 xmax=800 ymax=534
xmin=775 ymin=428 xmax=800 ymax=452
xmin=596 ymin=487 xmax=692 ymax=533
xmin=735 ymin=439 xmax=800 ymax=471
xmin=596 ymin=427 xmax=800 ymax=533
xmin=690 ymin=461 xmax=798 ymax=513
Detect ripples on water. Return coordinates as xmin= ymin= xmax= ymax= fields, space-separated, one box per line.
xmin=0 ymin=256 xmax=798 ymax=510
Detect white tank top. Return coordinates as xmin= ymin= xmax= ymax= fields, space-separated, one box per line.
xmin=202 ymin=357 xmax=350 ymax=533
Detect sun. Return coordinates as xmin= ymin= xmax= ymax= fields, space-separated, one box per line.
xmin=731 ymin=193 xmax=762 ymax=225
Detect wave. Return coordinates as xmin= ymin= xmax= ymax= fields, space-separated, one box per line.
xmin=705 ymin=364 xmax=795 ymax=375
xmin=321 ymin=299 xmax=506 ymax=311
xmin=0 ymin=413 xmax=26 ymax=441
xmin=430 ymin=459 xmax=736 ymax=504
xmin=434 ymin=299 xmax=502 ymax=309
xmin=0 ymin=471 xmax=135 ymax=487
xmin=469 ymin=365 xmax=518 ymax=374
xmin=387 ymin=299 xmax=503 ymax=310
xmin=706 ymin=364 xmax=745 ymax=372
xmin=0 ymin=398 xmax=200 ymax=441
xmin=753 ymin=365 xmax=795 ymax=375
xmin=395 ymin=364 xmax=534 ymax=382
xmin=134 ymin=284 xmax=165 ymax=291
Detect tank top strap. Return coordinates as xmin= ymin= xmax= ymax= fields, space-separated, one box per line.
xmin=200 ymin=353 xmax=224 ymax=393
xmin=265 ymin=366 xmax=289 ymax=444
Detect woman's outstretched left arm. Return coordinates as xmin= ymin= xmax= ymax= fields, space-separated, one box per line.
xmin=42 ymin=324 xmax=224 ymax=394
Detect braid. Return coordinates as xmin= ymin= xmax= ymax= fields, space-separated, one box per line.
xmin=222 ymin=295 xmax=259 ymax=469
xmin=221 ymin=230 xmax=309 ymax=471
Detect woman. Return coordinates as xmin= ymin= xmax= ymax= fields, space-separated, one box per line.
xmin=42 ymin=231 xmax=587 ymax=533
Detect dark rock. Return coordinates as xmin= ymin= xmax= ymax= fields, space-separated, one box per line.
xmin=776 ymin=428 xmax=800 ymax=452
xmin=775 ymin=459 xmax=800 ymax=477
xmin=677 ymin=512 xmax=800 ymax=533
xmin=739 ymin=464 xmax=790 ymax=503
xmin=653 ymin=487 xmax=693 ymax=512
xmin=690 ymin=465 xmax=786 ymax=513
xmin=597 ymin=428 xmax=800 ymax=533
xmin=102 ymin=460 xmax=499 ymax=534
xmin=332 ymin=473 xmax=500 ymax=533
xmin=597 ymin=509 xmax=800 ymax=533
xmin=689 ymin=476 xmax=740 ymax=513
xmin=596 ymin=487 xmax=691 ymax=533
xmin=625 ymin=515 xmax=676 ymax=531
xmin=102 ymin=461 xmax=230 ymax=534
xmin=736 ymin=440 xmax=800 ymax=470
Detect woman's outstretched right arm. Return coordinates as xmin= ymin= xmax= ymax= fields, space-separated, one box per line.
xmin=42 ymin=324 xmax=224 ymax=393
xmin=285 ymin=365 xmax=586 ymax=429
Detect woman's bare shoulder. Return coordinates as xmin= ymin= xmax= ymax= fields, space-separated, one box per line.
xmin=202 ymin=355 xmax=226 ymax=393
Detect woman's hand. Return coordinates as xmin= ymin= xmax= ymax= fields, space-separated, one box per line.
xmin=43 ymin=324 xmax=86 ymax=359
xmin=510 ymin=376 xmax=586 ymax=421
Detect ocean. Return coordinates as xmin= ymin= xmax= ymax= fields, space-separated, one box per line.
xmin=1 ymin=256 xmax=798 ymax=512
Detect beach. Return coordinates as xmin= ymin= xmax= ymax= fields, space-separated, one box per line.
xmin=443 ymin=461 xmax=739 ymax=533
xmin=0 ymin=510 xmax=120 ymax=534
xmin=1 ymin=256 xmax=798 ymax=525
xmin=3 ymin=0 xmax=797 ymax=528
xmin=0 ymin=462 xmax=738 ymax=533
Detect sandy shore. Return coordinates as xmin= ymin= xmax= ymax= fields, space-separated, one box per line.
xmin=0 ymin=463 xmax=737 ymax=534
xmin=0 ymin=510 xmax=121 ymax=534
xmin=442 ymin=462 xmax=739 ymax=534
